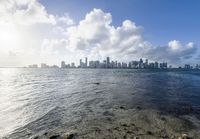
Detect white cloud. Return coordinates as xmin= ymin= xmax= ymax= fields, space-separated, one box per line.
xmin=144 ymin=41 xmax=197 ymax=64
xmin=66 ymin=9 xmax=197 ymax=64
xmin=0 ymin=0 xmax=75 ymax=67
xmin=66 ymin=9 xmax=147 ymax=60
xmin=168 ymin=40 xmax=181 ymax=50
xmin=41 ymin=39 xmax=68 ymax=55
xmin=0 ymin=0 xmax=56 ymax=25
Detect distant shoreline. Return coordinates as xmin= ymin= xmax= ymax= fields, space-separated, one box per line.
xmin=1 ymin=67 xmax=200 ymax=71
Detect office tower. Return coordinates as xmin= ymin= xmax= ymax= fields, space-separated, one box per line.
xmin=85 ymin=57 xmax=88 ymax=67
xmin=95 ymin=60 xmax=100 ymax=68
xmin=103 ymin=60 xmax=107 ymax=68
xmin=145 ymin=59 xmax=148 ymax=65
xmin=122 ymin=62 xmax=127 ymax=68
xmin=111 ymin=61 xmax=114 ymax=68
xmin=29 ymin=64 xmax=38 ymax=68
xmin=139 ymin=58 xmax=143 ymax=68
xmin=71 ymin=63 xmax=75 ymax=68
xmin=51 ymin=65 xmax=59 ymax=68
xmin=41 ymin=63 xmax=49 ymax=68
xmin=140 ymin=58 xmax=143 ymax=64
xmin=80 ymin=59 xmax=82 ymax=68
xmin=118 ymin=62 xmax=122 ymax=68
xmin=184 ymin=64 xmax=191 ymax=69
xmin=196 ymin=64 xmax=199 ymax=69
xmin=61 ymin=61 xmax=65 ymax=68
xmin=115 ymin=61 xmax=118 ymax=68
xmin=155 ymin=62 xmax=159 ymax=69
xmin=106 ymin=57 xmax=110 ymax=68
xmin=160 ymin=62 xmax=168 ymax=69
xmin=89 ymin=61 xmax=94 ymax=68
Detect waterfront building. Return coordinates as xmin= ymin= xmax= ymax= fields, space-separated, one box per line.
xmin=155 ymin=62 xmax=159 ymax=69
xmin=160 ymin=62 xmax=168 ymax=69
xmin=51 ymin=65 xmax=59 ymax=68
xmin=184 ymin=64 xmax=191 ymax=69
xmin=85 ymin=57 xmax=88 ymax=67
xmin=41 ymin=63 xmax=49 ymax=68
xmin=118 ymin=62 xmax=122 ymax=68
xmin=80 ymin=59 xmax=83 ymax=68
xmin=71 ymin=63 xmax=76 ymax=68
xmin=122 ymin=62 xmax=128 ymax=68
xmin=106 ymin=57 xmax=110 ymax=68
xmin=61 ymin=61 xmax=66 ymax=68
xmin=28 ymin=64 xmax=38 ymax=68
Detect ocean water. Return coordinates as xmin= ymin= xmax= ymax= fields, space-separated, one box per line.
xmin=0 ymin=68 xmax=200 ymax=138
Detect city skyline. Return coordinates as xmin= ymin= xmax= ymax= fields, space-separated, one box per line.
xmin=1 ymin=0 xmax=200 ymax=67
xmin=26 ymin=57 xmax=200 ymax=70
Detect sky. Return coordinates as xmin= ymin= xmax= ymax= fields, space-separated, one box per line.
xmin=0 ymin=0 xmax=200 ymax=67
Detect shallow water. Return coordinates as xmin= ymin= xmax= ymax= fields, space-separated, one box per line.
xmin=0 ymin=68 xmax=200 ymax=138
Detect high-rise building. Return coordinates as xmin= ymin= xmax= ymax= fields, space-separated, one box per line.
xmin=139 ymin=58 xmax=143 ymax=68
xmin=118 ymin=62 xmax=122 ymax=68
xmin=71 ymin=63 xmax=75 ymax=68
xmin=155 ymin=62 xmax=159 ymax=69
xmin=61 ymin=61 xmax=65 ymax=68
xmin=41 ymin=63 xmax=49 ymax=68
xmin=184 ymin=64 xmax=191 ymax=69
xmin=140 ymin=58 xmax=143 ymax=64
xmin=106 ymin=57 xmax=110 ymax=68
xmin=196 ymin=64 xmax=200 ymax=69
xmin=145 ymin=59 xmax=148 ymax=65
xmin=160 ymin=62 xmax=168 ymax=69
xmin=85 ymin=57 xmax=88 ymax=67
xmin=28 ymin=64 xmax=38 ymax=68
xmin=80 ymin=59 xmax=82 ymax=68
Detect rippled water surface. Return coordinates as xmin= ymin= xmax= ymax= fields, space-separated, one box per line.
xmin=0 ymin=68 xmax=200 ymax=138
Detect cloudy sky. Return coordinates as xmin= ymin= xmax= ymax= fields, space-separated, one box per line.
xmin=0 ymin=0 xmax=199 ymax=67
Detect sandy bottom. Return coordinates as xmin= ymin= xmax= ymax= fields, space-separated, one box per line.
xmin=25 ymin=107 xmax=200 ymax=139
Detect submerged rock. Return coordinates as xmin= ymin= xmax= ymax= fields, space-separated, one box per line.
xmin=33 ymin=136 xmax=39 ymax=139
xmin=49 ymin=135 xmax=61 ymax=139
xmin=146 ymin=131 xmax=153 ymax=135
xmin=136 ymin=106 xmax=142 ymax=110
xmin=178 ymin=133 xmax=192 ymax=139
xmin=62 ymin=133 xmax=76 ymax=139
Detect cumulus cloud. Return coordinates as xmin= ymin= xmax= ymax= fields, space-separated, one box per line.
xmin=0 ymin=0 xmax=56 ymax=25
xmin=0 ymin=0 xmax=75 ymax=66
xmin=65 ymin=9 xmax=197 ymax=64
xmin=0 ymin=0 xmax=75 ymax=26
xmin=144 ymin=40 xmax=197 ymax=64
xmin=41 ymin=39 xmax=69 ymax=55
xmin=66 ymin=9 xmax=148 ymax=60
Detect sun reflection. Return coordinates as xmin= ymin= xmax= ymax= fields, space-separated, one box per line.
xmin=0 ymin=68 xmax=19 ymax=77
xmin=0 ymin=68 xmax=24 ymax=137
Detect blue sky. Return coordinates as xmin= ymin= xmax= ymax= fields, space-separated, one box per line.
xmin=41 ymin=0 xmax=200 ymax=46
xmin=0 ymin=0 xmax=199 ymax=67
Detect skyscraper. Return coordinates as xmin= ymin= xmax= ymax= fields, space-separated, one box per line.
xmin=80 ymin=59 xmax=82 ymax=68
xmin=85 ymin=57 xmax=88 ymax=67
xmin=106 ymin=57 xmax=110 ymax=68
xmin=145 ymin=59 xmax=148 ymax=65
xmin=139 ymin=58 xmax=143 ymax=68
xmin=61 ymin=61 xmax=65 ymax=68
